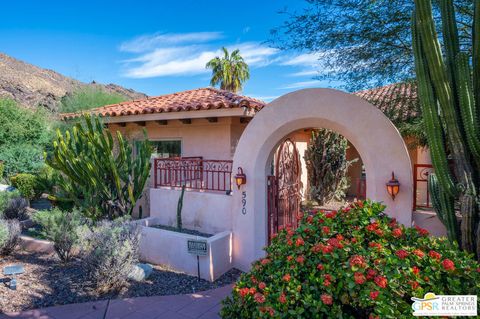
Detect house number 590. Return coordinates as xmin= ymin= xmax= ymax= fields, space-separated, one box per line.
xmin=241 ymin=191 xmax=247 ymax=215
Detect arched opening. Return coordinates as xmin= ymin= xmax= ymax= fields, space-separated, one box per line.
xmin=267 ymin=129 xmax=367 ymax=242
xmin=231 ymin=88 xmax=413 ymax=272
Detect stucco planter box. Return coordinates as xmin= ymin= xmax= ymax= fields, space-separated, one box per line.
xmin=134 ymin=217 xmax=232 ymax=282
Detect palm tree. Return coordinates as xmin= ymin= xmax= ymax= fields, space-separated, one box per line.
xmin=206 ymin=47 xmax=250 ymax=93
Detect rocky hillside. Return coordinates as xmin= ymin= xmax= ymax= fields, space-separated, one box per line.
xmin=0 ymin=52 xmax=147 ymax=111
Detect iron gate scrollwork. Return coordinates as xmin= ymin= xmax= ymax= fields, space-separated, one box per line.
xmin=268 ymin=138 xmax=301 ymax=243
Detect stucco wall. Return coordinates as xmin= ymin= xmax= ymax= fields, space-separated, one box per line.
xmin=109 ymin=117 xmax=242 ymax=160
xmin=150 ymin=188 xmax=232 ymax=234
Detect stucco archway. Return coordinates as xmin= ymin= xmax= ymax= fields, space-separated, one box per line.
xmin=231 ymin=88 xmax=413 ymax=272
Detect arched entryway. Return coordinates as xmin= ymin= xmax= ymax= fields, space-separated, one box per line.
xmin=231 ymin=88 xmax=413 ymax=272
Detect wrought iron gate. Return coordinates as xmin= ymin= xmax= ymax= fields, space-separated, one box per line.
xmin=267 ymin=139 xmax=301 ymax=243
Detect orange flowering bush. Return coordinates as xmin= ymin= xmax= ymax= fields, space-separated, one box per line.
xmin=221 ymin=200 xmax=480 ymax=318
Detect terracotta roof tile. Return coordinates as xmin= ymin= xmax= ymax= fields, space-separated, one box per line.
xmin=62 ymin=87 xmax=266 ymax=120
xmin=354 ymin=82 xmax=419 ymax=123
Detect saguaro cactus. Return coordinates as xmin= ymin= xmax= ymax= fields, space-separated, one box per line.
xmin=47 ymin=115 xmax=152 ymax=220
xmin=412 ymin=0 xmax=480 ymax=257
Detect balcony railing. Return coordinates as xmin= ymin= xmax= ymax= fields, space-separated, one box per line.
xmin=153 ymin=157 xmax=233 ymax=193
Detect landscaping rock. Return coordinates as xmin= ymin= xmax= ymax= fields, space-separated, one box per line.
xmin=128 ymin=263 xmax=153 ymax=282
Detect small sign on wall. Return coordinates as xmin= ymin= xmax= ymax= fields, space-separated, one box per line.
xmin=187 ymin=239 xmax=208 ymax=256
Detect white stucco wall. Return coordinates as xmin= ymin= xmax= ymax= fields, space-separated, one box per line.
xmin=136 ymin=217 xmax=232 ymax=281
xmin=150 ymin=188 xmax=232 ymax=234
xmin=231 ymin=88 xmax=414 ymax=271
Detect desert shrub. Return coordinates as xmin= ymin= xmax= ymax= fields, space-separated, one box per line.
xmin=221 ymin=200 xmax=480 ymax=318
xmin=0 ymin=99 xmax=54 ymax=176
xmin=2 ymin=197 xmax=28 ymax=220
xmin=81 ymin=219 xmax=140 ymax=293
xmin=0 ymin=219 xmax=21 ymax=256
xmin=34 ymin=165 xmax=59 ymax=196
xmin=10 ymin=173 xmax=37 ymax=200
xmin=305 ymin=129 xmax=356 ymax=205
xmin=0 ymin=221 xmax=7 ymax=248
xmin=0 ymin=190 xmax=21 ymax=213
xmin=32 ymin=208 xmax=86 ymax=263
xmin=60 ymin=87 xmax=126 ymax=113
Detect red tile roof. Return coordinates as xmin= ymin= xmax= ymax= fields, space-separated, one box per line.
xmin=62 ymin=87 xmax=266 ymax=120
xmin=354 ymin=82 xmax=419 ymax=123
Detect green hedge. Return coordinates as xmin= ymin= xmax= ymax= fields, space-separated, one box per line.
xmin=221 ymin=200 xmax=480 ymax=318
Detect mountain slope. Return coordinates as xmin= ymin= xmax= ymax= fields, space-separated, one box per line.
xmin=0 ymin=52 xmax=147 ymax=111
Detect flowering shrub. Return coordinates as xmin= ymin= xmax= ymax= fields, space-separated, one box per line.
xmin=221 ymin=200 xmax=480 ymax=318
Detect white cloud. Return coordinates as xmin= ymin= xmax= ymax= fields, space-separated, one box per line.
xmin=289 ymin=70 xmax=319 ymax=77
xmin=278 ymin=80 xmax=321 ymax=90
xmin=119 ymin=32 xmax=224 ymax=53
xmin=281 ymin=53 xmax=322 ymax=66
xmin=120 ymin=32 xmax=279 ymax=78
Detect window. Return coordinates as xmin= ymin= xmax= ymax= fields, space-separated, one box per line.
xmin=151 ymin=140 xmax=182 ymax=158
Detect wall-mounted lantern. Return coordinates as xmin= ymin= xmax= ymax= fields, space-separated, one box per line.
xmin=234 ymin=167 xmax=247 ymax=189
xmin=386 ymin=171 xmax=400 ymax=200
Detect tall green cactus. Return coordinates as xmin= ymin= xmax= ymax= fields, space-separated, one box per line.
xmin=47 ymin=115 xmax=152 ymax=220
xmin=177 ymin=184 xmax=186 ymax=230
xmin=412 ymin=0 xmax=480 ymax=257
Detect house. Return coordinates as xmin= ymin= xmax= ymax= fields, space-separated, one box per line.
xmin=64 ymin=84 xmax=432 ymax=226
xmin=64 ymin=86 xmax=438 ymax=275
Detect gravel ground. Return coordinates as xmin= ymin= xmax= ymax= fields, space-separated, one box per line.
xmin=0 ymin=251 xmax=241 ymax=313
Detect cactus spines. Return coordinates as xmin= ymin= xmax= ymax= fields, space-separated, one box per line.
xmin=413 ymin=0 xmax=480 ymax=258
xmin=47 ymin=114 xmax=152 ymax=220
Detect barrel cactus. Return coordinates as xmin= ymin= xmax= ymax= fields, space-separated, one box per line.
xmin=412 ymin=0 xmax=480 ymax=257
xmin=47 ymin=115 xmax=152 ymax=220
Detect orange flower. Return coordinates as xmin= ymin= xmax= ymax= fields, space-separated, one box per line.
xmin=282 ymin=274 xmax=291 ymax=282
xmin=442 ymin=259 xmax=455 ymax=271
xmin=412 ymin=266 xmax=420 ymax=275
xmin=354 ymin=272 xmax=366 ymax=284
xmin=366 ymin=268 xmax=377 ymax=280
xmin=260 ymin=258 xmax=270 ymax=265
xmin=321 ymin=294 xmax=333 ymax=305
xmin=349 ymin=255 xmax=367 ymax=268
xmin=325 ymin=211 xmax=337 ymax=219
xmin=258 ymin=282 xmax=266 ymax=290
xmin=410 ymin=280 xmax=420 ymax=290
xmin=413 ymin=249 xmax=425 ymax=258
xmin=392 ymin=228 xmax=403 ymax=238
xmin=428 ymin=250 xmax=442 ymax=260
xmin=295 ymin=237 xmax=305 ymax=246
xmin=395 ymin=249 xmax=409 ymax=259
xmin=370 ymin=291 xmax=380 ymax=300
xmin=374 ymin=276 xmax=388 ymax=288
xmin=239 ymin=287 xmax=250 ymax=297
xmin=278 ymin=292 xmax=287 ymax=304
xmin=322 ymin=226 xmax=331 ymax=234
xmin=317 ymin=263 xmax=324 ymax=271
xmin=296 ymin=255 xmax=305 ymax=264
xmin=254 ymin=292 xmax=266 ymax=303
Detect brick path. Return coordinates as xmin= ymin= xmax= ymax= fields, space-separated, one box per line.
xmin=0 ymin=285 xmax=232 ymax=319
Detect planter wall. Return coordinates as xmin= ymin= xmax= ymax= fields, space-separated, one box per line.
xmin=135 ymin=217 xmax=232 ymax=282
xmin=412 ymin=210 xmax=448 ymax=237
xmin=149 ymin=188 xmax=232 ymax=234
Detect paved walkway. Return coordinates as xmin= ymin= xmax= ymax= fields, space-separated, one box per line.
xmin=0 ymin=285 xmax=232 ymax=319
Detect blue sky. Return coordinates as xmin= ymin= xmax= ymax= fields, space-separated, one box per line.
xmin=0 ymin=1 xmax=342 ymax=101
